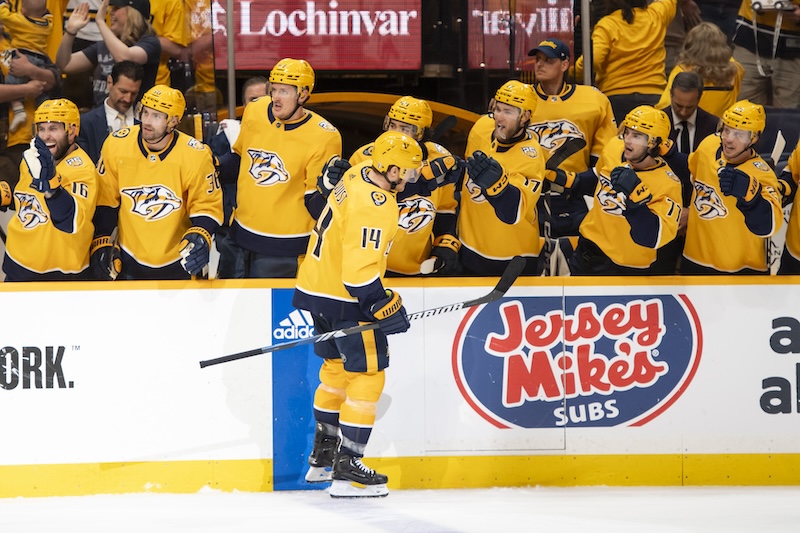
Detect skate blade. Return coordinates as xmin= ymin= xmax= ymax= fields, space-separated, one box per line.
xmin=305 ymin=466 xmax=332 ymax=483
xmin=329 ymin=480 xmax=389 ymax=498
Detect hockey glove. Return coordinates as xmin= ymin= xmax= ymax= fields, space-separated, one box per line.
xmin=90 ymin=235 xmax=121 ymax=281
xmin=317 ymin=156 xmax=350 ymax=198
xmin=421 ymin=155 xmax=464 ymax=189
xmin=428 ymin=234 xmax=461 ymax=275
xmin=718 ymin=166 xmax=761 ymax=203
xmin=467 ymin=151 xmax=508 ymax=197
xmin=24 ymin=137 xmax=61 ymax=194
xmin=544 ymin=168 xmax=577 ymax=189
xmin=179 ymin=226 xmax=212 ymax=276
xmin=0 ymin=181 xmax=12 ymax=211
xmin=610 ymin=166 xmax=651 ymax=208
xmin=369 ymin=289 xmax=410 ymax=335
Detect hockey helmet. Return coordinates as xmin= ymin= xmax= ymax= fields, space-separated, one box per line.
xmin=384 ymin=96 xmax=433 ymax=140
xmin=269 ymin=58 xmax=315 ymax=94
xmin=722 ymin=100 xmax=765 ymax=135
xmin=138 ymin=84 xmax=186 ymax=123
xmin=34 ymin=98 xmax=80 ymax=136
xmin=620 ymin=105 xmax=671 ymax=149
xmin=492 ymin=80 xmax=537 ymax=115
xmin=371 ymin=131 xmax=424 ymax=183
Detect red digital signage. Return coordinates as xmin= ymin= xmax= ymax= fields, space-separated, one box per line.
xmin=211 ymin=0 xmax=422 ymax=71
xmin=467 ymin=0 xmax=575 ymax=71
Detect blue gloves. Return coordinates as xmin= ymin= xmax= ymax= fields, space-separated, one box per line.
xmin=317 ymin=156 xmax=351 ymax=197
xmin=24 ymin=137 xmax=61 ymax=194
xmin=369 ymin=289 xmax=410 ymax=335
xmin=467 ymin=151 xmax=508 ymax=197
xmin=421 ymin=155 xmax=465 ymax=191
xmin=90 ymin=234 xmax=122 ymax=281
xmin=610 ymin=166 xmax=651 ymax=208
xmin=179 ymin=227 xmax=212 ymax=276
xmin=718 ymin=166 xmax=760 ymax=202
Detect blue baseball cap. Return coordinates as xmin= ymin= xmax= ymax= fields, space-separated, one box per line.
xmin=528 ymin=38 xmax=570 ymax=60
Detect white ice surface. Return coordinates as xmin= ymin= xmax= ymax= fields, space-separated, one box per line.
xmin=2 ymin=486 xmax=799 ymax=533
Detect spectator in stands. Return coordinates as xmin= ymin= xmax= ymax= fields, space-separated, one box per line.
xmin=207 ymin=75 xmax=267 ymax=279
xmin=150 ymin=0 xmax=188 ymax=89
xmin=732 ymin=0 xmax=800 ymax=108
xmin=76 ymin=59 xmax=143 ymax=163
xmin=63 ymin=0 xmax=103 ymax=110
xmin=218 ymin=58 xmax=341 ymax=279
xmin=696 ymin=0 xmax=740 ymax=45
xmin=574 ymin=0 xmax=701 ymax=124
xmin=0 ymin=50 xmax=60 ymax=192
xmin=681 ymin=100 xmax=783 ymax=274
xmin=56 ymin=0 xmax=160 ymax=108
xmin=657 ymin=22 xmax=744 ymax=118
xmin=1 ymin=99 xmax=98 ymax=281
xmin=0 ymin=0 xmax=54 ymax=131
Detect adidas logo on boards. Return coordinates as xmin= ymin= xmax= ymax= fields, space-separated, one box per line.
xmin=275 ymin=309 xmax=315 ymax=340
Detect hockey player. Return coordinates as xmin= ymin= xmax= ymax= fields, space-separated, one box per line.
xmin=220 ymin=57 xmax=342 ymax=278
xmin=1 ymin=98 xmax=98 ymax=281
xmin=558 ymin=106 xmax=683 ymax=275
xmin=459 ymin=80 xmax=545 ymax=276
xmin=681 ymin=100 xmax=783 ymax=274
xmin=293 ymin=131 xmax=423 ymax=498
xmin=777 ymin=140 xmax=800 ymax=274
xmin=90 ymin=84 xmax=222 ymax=280
xmin=345 ymin=96 xmax=462 ymax=275
xmin=528 ymin=37 xmax=617 ymax=238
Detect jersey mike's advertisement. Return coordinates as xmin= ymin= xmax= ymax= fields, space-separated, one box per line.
xmin=453 ymin=295 xmax=702 ymax=429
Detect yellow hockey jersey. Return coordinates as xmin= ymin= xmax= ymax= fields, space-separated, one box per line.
xmin=574 ymin=0 xmax=676 ymax=96
xmin=529 ymin=83 xmax=617 ymax=171
xmin=97 ymin=126 xmax=222 ymax=268
xmin=683 ymin=135 xmax=783 ymax=273
xmin=4 ymin=145 xmax=97 ymax=276
xmin=578 ymin=155 xmax=682 ymax=269
xmin=655 ymin=61 xmax=744 ymax=119
xmin=459 ymin=125 xmax=545 ymax=272
xmin=0 ymin=3 xmax=52 ymax=56
xmin=350 ymin=139 xmax=458 ymax=275
xmin=294 ymin=161 xmax=398 ymax=321
xmin=782 ymin=143 xmax=800 ymax=263
xmin=232 ymin=98 xmax=342 ymax=256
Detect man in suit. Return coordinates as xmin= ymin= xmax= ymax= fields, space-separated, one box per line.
xmin=662 ymin=71 xmax=720 ymax=155
xmin=77 ymin=61 xmax=144 ymax=163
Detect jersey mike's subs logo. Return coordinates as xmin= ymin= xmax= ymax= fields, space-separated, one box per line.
xmin=453 ymin=295 xmax=702 ymax=428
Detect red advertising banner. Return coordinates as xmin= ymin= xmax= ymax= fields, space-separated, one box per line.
xmin=468 ymin=0 xmax=575 ymax=71
xmin=211 ymin=0 xmax=422 ymax=71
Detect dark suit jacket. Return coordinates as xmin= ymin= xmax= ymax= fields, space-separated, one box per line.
xmin=662 ymin=105 xmax=720 ymax=153
xmin=76 ymin=105 xmax=109 ymax=164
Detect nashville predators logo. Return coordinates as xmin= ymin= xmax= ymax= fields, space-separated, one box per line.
xmin=14 ymin=192 xmax=49 ymax=229
xmin=596 ymin=176 xmax=625 ymax=215
xmin=528 ymin=120 xmax=584 ymax=151
xmin=752 ymin=161 xmax=770 ymax=172
xmin=693 ymin=180 xmax=728 ymax=219
xmin=247 ymin=149 xmax=290 ymax=186
xmin=465 ymin=178 xmax=487 ymax=203
xmin=398 ymin=197 xmax=436 ymax=234
xmin=121 ymin=185 xmax=182 ymax=220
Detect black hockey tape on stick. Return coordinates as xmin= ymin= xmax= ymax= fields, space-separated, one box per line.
xmin=430 ymin=115 xmax=457 ymax=142
xmin=545 ymin=137 xmax=587 ymax=171
xmin=199 ymin=256 xmax=527 ymax=368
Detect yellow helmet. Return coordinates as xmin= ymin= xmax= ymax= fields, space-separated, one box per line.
xmin=384 ymin=96 xmax=432 ymax=140
xmin=269 ymin=58 xmax=315 ymax=94
xmin=139 ymin=84 xmax=186 ymax=122
xmin=722 ymin=99 xmax=765 ymax=134
xmin=34 ymin=99 xmax=80 ymax=136
xmin=493 ymin=80 xmax=537 ymax=115
xmin=621 ymin=105 xmax=671 ymax=149
xmin=371 ymin=131 xmax=424 ymax=183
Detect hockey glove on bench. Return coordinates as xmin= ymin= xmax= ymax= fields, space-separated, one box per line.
xmin=179 ymin=226 xmax=213 ymax=276
xmin=23 ymin=137 xmax=62 ymax=195
xmin=317 ymin=156 xmax=351 ymax=198
xmin=718 ymin=166 xmax=761 ymax=203
xmin=467 ymin=151 xmax=508 ymax=198
xmin=610 ymin=166 xmax=651 ymax=209
xmin=90 ymin=234 xmax=121 ymax=281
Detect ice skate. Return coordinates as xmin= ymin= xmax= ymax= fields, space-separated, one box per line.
xmin=329 ymin=451 xmax=388 ymax=498
xmin=304 ymin=423 xmax=339 ymax=483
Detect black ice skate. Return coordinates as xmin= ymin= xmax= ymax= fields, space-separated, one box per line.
xmin=329 ymin=450 xmax=389 ymax=498
xmin=305 ymin=423 xmax=339 ymax=483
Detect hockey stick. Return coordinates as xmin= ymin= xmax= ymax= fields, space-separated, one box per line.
xmin=541 ymin=138 xmax=587 ymax=276
xmin=430 ymin=115 xmax=457 ymax=142
xmin=199 ymin=255 xmax=527 ymax=368
xmin=767 ymin=130 xmax=787 ymax=275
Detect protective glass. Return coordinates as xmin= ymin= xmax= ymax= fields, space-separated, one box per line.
xmin=720 ymin=125 xmax=752 ymax=143
xmin=622 ymin=128 xmax=650 ymax=147
xmin=399 ymin=165 xmax=423 ymax=184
